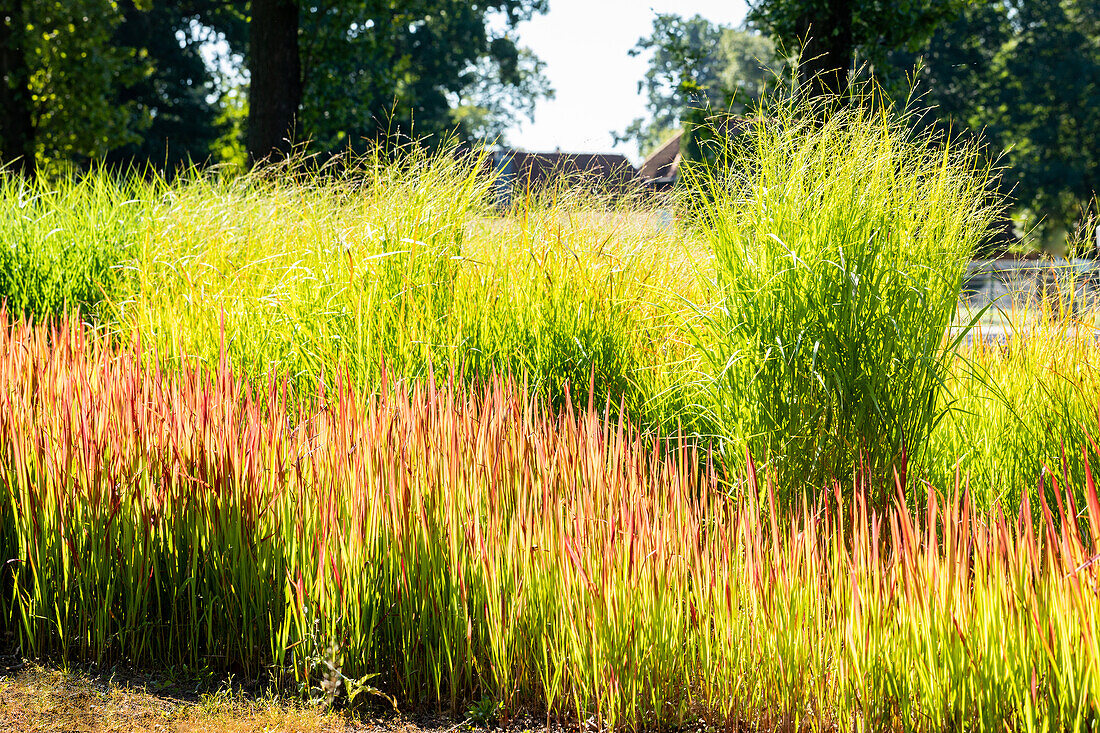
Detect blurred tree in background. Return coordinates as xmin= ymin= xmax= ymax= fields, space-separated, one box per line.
xmin=747 ymin=0 xmax=969 ymax=100
xmin=247 ymin=0 xmax=299 ymax=163
xmin=0 ymin=0 xmax=35 ymax=177
xmin=615 ymin=14 xmax=730 ymax=155
xmin=447 ymin=47 xmax=552 ymax=143
xmin=244 ymin=0 xmax=555 ymax=161
xmin=295 ymin=0 xmax=550 ymax=156
xmin=883 ymin=0 xmax=1100 ymax=240
xmin=615 ymin=14 xmax=784 ymax=156
xmin=0 ymin=0 xmax=551 ymax=172
xmin=616 ymin=14 xmax=787 ymax=155
xmin=628 ymin=3 xmax=1100 ymax=246
xmin=108 ymin=0 xmax=247 ymax=172
xmin=1 ymin=0 xmax=148 ymax=176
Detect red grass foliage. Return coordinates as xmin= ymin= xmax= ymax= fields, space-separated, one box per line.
xmin=0 ymin=313 xmax=1099 ymax=730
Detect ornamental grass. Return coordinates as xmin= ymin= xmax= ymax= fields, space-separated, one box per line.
xmin=0 ymin=313 xmax=1098 ymax=730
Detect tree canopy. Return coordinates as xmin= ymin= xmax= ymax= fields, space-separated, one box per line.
xmin=747 ymin=0 xmax=969 ymax=99
xmin=0 ymin=0 xmax=551 ymax=173
xmin=106 ymin=0 xmax=247 ymax=171
xmin=879 ymin=0 xmax=1100 ymax=238
xmin=616 ymin=14 xmax=783 ymax=156
xmin=1 ymin=0 xmax=148 ymax=176
xmin=627 ymin=4 xmax=1100 ymax=245
xmin=296 ymin=0 xmax=550 ymax=155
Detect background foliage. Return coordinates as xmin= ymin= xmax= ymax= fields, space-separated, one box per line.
xmin=616 ymin=14 xmax=784 ymax=156
xmin=625 ymin=1 xmax=1100 ymax=246
xmin=0 ymin=0 xmax=551 ymax=173
xmin=300 ymin=0 xmax=551 ymax=153
xmin=884 ymin=0 xmax=1100 ymax=240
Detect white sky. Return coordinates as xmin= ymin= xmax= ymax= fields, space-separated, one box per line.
xmin=508 ymin=0 xmax=749 ymax=163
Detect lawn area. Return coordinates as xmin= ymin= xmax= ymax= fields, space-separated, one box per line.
xmin=2 ymin=100 xmax=1099 ymax=730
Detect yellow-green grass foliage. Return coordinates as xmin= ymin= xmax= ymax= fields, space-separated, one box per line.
xmin=110 ymin=148 xmax=695 ymax=422
xmin=8 ymin=124 xmax=1100 ymax=519
xmin=930 ymin=313 xmax=1100 ymax=511
xmin=0 ymin=172 xmax=151 ymax=319
xmin=683 ymin=97 xmax=999 ymax=499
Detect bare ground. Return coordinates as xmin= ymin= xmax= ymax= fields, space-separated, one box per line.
xmin=0 ymin=662 xmax=557 ymax=733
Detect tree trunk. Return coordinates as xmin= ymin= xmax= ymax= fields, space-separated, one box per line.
xmin=247 ymin=0 xmax=300 ymax=164
xmin=0 ymin=0 xmax=35 ymax=178
xmin=795 ymin=0 xmax=854 ymax=100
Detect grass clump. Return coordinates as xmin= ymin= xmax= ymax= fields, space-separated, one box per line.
xmin=5 ymin=123 xmax=1099 ymax=512
xmin=685 ymin=96 xmax=999 ymax=499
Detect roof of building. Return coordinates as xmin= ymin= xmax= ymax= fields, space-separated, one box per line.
xmin=505 ymin=151 xmax=637 ymax=188
xmin=638 ymin=117 xmax=758 ymax=186
xmin=637 ymin=133 xmax=683 ymax=183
